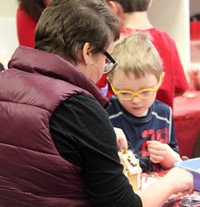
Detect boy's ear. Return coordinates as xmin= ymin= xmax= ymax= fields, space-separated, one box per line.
xmin=148 ymin=0 xmax=153 ymax=9
xmin=161 ymin=72 xmax=165 ymax=84
xmin=108 ymin=1 xmax=123 ymax=17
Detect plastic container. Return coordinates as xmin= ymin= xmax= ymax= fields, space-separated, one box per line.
xmin=175 ymin=158 xmax=200 ymax=191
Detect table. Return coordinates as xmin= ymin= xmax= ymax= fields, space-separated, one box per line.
xmin=173 ymin=90 xmax=200 ymax=158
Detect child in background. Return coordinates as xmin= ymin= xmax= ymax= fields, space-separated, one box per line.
xmin=16 ymin=0 xmax=51 ymax=47
xmin=98 ymin=0 xmax=189 ymax=110
xmin=107 ymin=33 xmax=182 ymax=172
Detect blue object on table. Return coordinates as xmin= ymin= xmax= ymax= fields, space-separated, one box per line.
xmin=175 ymin=158 xmax=200 ymax=192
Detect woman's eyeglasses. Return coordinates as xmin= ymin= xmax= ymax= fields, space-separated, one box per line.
xmin=103 ymin=51 xmax=118 ymax=74
xmin=110 ymin=75 xmax=162 ymax=100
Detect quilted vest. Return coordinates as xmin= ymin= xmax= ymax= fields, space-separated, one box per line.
xmin=0 ymin=46 xmax=109 ymax=207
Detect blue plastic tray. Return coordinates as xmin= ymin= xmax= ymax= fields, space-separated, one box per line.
xmin=175 ymin=158 xmax=200 ymax=191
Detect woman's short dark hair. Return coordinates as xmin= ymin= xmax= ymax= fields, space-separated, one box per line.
xmin=35 ymin=0 xmax=120 ymax=64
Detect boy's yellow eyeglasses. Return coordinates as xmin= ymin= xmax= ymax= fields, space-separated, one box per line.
xmin=110 ymin=75 xmax=162 ymax=100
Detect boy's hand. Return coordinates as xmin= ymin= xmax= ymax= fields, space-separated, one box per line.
xmin=147 ymin=140 xmax=182 ymax=168
xmin=147 ymin=140 xmax=168 ymax=163
xmin=113 ymin=127 xmax=128 ymax=152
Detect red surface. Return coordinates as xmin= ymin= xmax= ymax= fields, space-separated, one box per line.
xmin=190 ymin=21 xmax=200 ymax=40
xmin=174 ymin=90 xmax=200 ymax=158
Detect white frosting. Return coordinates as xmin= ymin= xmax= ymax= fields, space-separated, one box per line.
xmin=118 ymin=150 xmax=142 ymax=176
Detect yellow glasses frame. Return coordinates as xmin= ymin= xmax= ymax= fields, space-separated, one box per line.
xmin=110 ymin=75 xmax=162 ymax=100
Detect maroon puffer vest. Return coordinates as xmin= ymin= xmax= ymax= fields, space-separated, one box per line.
xmin=0 ymin=46 xmax=109 ymax=207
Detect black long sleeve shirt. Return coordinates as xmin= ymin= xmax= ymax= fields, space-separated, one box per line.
xmin=49 ymin=94 xmax=142 ymax=207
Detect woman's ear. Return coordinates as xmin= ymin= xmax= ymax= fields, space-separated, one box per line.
xmin=82 ymin=42 xmax=93 ymax=64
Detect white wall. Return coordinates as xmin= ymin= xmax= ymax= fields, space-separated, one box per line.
xmin=0 ymin=0 xmax=18 ymax=17
xmin=0 ymin=0 xmax=18 ymax=67
xmin=148 ymin=0 xmax=190 ymax=72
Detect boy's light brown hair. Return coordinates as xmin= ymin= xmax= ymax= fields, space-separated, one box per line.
xmin=108 ymin=32 xmax=163 ymax=82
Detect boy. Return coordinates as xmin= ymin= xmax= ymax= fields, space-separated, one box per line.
xmin=107 ymin=33 xmax=182 ymax=172
xmin=98 ymin=0 xmax=189 ymax=110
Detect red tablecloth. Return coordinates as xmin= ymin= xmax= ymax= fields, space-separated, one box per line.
xmin=174 ymin=90 xmax=200 ymax=158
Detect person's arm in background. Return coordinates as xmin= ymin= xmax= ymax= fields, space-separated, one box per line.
xmin=16 ymin=6 xmax=37 ymax=47
xmin=16 ymin=0 xmax=49 ymax=47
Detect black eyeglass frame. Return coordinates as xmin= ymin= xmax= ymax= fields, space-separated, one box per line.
xmin=103 ymin=51 xmax=118 ymax=74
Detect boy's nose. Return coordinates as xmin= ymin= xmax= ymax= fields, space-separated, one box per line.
xmin=131 ymin=95 xmax=141 ymax=103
